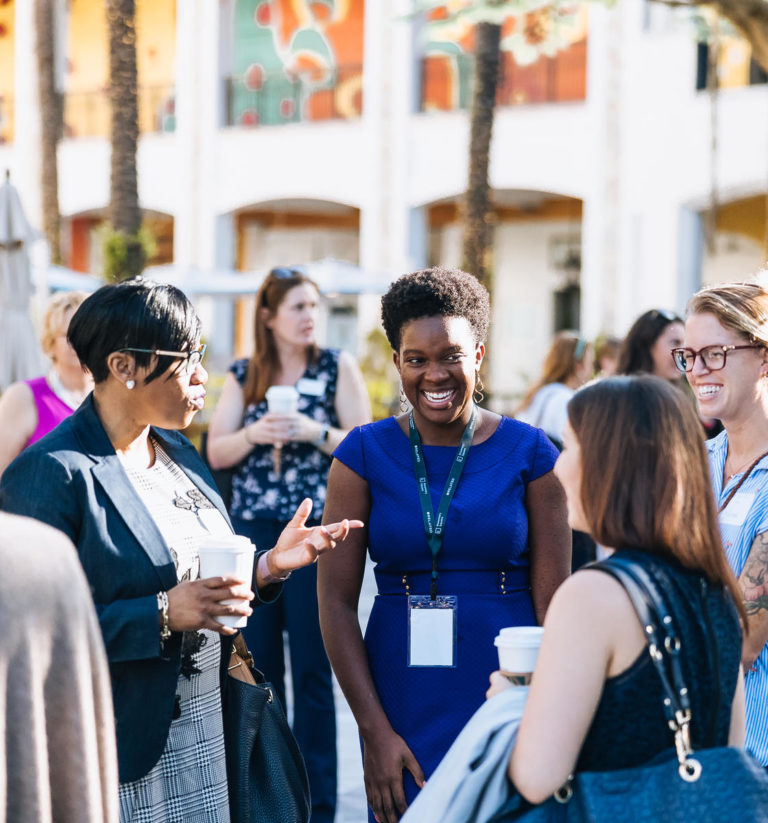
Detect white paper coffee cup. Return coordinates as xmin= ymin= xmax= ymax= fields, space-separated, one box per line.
xmin=494 ymin=626 xmax=545 ymax=674
xmin=266 ymin=385 xmax=299 ymax=414
xmin=198 ymin=535 xmax=256 ymax=628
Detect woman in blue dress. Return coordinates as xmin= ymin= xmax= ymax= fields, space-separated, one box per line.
xmin=318 ymin=267 xmax=571 ymax=823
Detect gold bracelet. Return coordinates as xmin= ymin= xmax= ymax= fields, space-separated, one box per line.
xmin=157 ymin=591 xmax=171 ymax=642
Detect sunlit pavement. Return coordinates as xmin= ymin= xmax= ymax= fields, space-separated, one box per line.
xmin=284 ymin=560 xmax=377 ymax=823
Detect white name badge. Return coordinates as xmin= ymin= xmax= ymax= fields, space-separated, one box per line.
xmin=720 ymin=492 xmax=756 ymax=526
xmin=296 ymin=378 xmax=326 ymax=397
xmin=408 ymin=595 xmax=457 ymax=667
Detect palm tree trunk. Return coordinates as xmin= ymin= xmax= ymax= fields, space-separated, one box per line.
xmin=106 ymin=0 xmax=145 ymax=279
xmin=35 ymin=0 xmax=63 ymax=263
xmin=460 ymin=21 xmax=501 ymax=289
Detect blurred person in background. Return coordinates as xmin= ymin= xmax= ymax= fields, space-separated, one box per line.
xmin=616 ymin=308 xmax=684 ymax=382
xmin=619 ymin=307 xmax=722 ymax=438
xmin=0 ymin=512 xmax=118 ymax=823
xmin=0 ymin=290 xmax=92 ymax=476
xmin=207 ymin=266 xmax=371 ymax=823
xmin=516 ymin=332 xmax=595 ymax=571
xmin=679 ymin=280 xmax=768 ymax=769
xmin=0 ymin=280 xmax=359 ymax=823
xmin=516 ymin=332 xmax=594 ymax=450
xmin=318 ymin=268 xmax=570 ymax=823
xmin=594 ymin=335 xmax=622 ymax=377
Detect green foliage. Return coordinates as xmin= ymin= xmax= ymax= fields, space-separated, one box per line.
xmin=360 ymin=327 xmax=399 ymax=421
xmin=100 ymin=225 xmax=156 ymax=283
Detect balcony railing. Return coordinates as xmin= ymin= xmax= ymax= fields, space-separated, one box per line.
xmin=63 ymin=85 xmax=176 ymax=139
xmin=420 ymin=41 xmax=587 ymax=112
xmin=225 ymin=63 xmax=363 ymax=128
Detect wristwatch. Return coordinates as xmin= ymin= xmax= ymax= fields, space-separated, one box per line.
xmin=315 ymin=424 xmax=329 ymax=446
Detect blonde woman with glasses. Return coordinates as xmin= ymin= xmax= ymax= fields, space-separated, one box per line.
xmin=677 ymin=279 xmax=768 ymax=769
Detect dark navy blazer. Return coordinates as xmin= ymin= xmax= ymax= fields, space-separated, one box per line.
xmin=0 ymin=395 xmax=279 ymax=782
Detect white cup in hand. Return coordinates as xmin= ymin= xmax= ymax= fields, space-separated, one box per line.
xmin=198 ymin=535 xmax=256 ymax=627
xmin=266 ymin=385 xmax=299 ymax=415
xmin=494 ymin=626 xmax=544 ymax=684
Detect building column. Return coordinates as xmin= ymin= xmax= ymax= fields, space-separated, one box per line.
xmin=677 ymin=207 xmax=703 ymax=304
xmin=13 ymin=0 xmax=42 ymax=228
xmin=174 ymin=0 xmax=234 ymax=362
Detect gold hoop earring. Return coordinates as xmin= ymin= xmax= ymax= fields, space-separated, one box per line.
xmin=474 ymin=373 xmax=485 ymax=404
xmin=399 ymin=384 xmax=409 ymax=413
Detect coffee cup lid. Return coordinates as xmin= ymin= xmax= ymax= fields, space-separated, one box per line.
xmin=198 ymin=535 xmax=255 ymax=553
xmin=494 ymin=626 xmax=544 ymax=647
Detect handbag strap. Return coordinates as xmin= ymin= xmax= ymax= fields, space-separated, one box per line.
xmin=593 ymin=554 xmax=703 ymax=781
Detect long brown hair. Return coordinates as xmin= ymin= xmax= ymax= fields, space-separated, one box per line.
xmin=243 ymin=267 xmax=320 ymax=406
xmin=616 ymin=308 xmax=683 ymax=375
xmin=519 ymin=331 xmax=590 ymax=411
xmin=568 ymin=375 xmax=746 ymax=624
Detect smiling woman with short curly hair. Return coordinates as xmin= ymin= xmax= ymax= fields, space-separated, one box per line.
xmin=318 ymin=266 xmax=571 ymax=823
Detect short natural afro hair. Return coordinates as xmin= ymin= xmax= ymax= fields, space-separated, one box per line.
xmin=381 ymin=267 xmax=490 ymax=350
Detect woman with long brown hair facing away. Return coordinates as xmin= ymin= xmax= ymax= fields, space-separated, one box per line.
xmin=516 ymin=332 xmax=593 ymax=450
xmin=207 ymin=266 xmax=371 ymax=823
xmin=677 ymin=280 xmax=768 ymax=768
xmin=488 ymin=376 xmax=746 ymax=806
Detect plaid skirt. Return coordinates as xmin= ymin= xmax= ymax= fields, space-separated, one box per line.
xmin=118 ymin=630 xmax=230 ymax=823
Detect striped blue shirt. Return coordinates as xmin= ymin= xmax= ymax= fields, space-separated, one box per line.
xmin=708 ymin=431 xmax=768 ymax=765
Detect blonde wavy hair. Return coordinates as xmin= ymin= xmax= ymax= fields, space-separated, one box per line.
xmin=41 ymin=291 xmax=89 ymax=359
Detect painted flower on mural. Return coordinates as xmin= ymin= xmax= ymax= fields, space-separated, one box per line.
xmin=280 ymin=97 xmax=296 ymax=118
xmin=244 ymin=63 xmax=265 ymax=91
xmin=240 ymin=109 xmax=260 ymax=126
xmin=254 ymin=1 xmax=272 ymax=27
xmin=501 ymin=3 xmax=582 ymax=65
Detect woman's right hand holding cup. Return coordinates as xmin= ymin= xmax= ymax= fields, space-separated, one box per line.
xmin=166 ymin=576 xmax=254 ymax=635
xmin=244 ymin=413 xmax=295 ymax=447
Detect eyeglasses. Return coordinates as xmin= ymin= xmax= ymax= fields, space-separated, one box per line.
xmin=120 ymin=344 xmax=207 ymax=375
xmin=671 ymin=344 xmax=762 ymax=373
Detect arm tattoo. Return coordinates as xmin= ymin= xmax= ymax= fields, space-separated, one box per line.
xmin=741 ymin=532 xmax=768 ymax=617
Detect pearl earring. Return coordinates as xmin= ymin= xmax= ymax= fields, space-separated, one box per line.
xmin=126 ymin=379 xmax=135 ymax=390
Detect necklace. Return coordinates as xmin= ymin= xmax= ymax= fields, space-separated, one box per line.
xmin=47 ymin=369 xmax=89 ymax=411
xmin=725 ymin=447 xmax=768 ymax=481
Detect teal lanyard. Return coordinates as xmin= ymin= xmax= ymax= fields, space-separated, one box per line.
xmin=409 ymin=406 xmax=478 ymax=600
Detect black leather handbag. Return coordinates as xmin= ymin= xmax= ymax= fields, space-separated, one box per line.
xmin=222 ymin=634 xmax=311 ymax=823
xmin=490 ymin=555 xmax=768 ymax=823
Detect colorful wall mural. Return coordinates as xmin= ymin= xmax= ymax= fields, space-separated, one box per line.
xmin=421 ymin=3 xmax=588 ymax=110
xmin=230 ymin=0 xmax=364 ymax=127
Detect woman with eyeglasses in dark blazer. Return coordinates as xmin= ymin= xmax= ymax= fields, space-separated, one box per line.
xmin=207 ymin=266 xmax=371 ymax=823
xmin=0 ymin=279 xmax=360 ymax=823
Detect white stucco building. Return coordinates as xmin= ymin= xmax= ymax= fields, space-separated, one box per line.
xmin=1 ymin=0 xmax=767 ymax=404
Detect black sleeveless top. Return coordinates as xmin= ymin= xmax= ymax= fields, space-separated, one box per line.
xmin=576 ymin=550 xmax=742 ymax=772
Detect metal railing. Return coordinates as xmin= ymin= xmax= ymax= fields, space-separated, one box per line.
xmin=63 ymin=85 xmax=176 ymax=139
xmin=225 ymin=63 xmax=363 ymax=127
xmin=419 ymin=42 xmax=587 ymax=112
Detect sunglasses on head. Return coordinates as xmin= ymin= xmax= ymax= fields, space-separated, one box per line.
xmin=269 ymin=266 xmax=307 ymax=280
xmin=654 ymin=309 xmax=680 ymax=323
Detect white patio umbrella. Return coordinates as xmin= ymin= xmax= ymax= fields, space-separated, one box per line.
xmin=144 ymin=257 xmax=395 ymax=297
xmin=0 ymin=173 xmax=43 ymax=392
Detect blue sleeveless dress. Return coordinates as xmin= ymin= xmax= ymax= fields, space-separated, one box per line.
xmin=333 ymin=415 xmax=557 ymax=813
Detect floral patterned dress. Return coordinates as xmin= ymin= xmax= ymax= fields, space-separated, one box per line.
xmin=228 ymin=348 xmax=340 ymax=524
